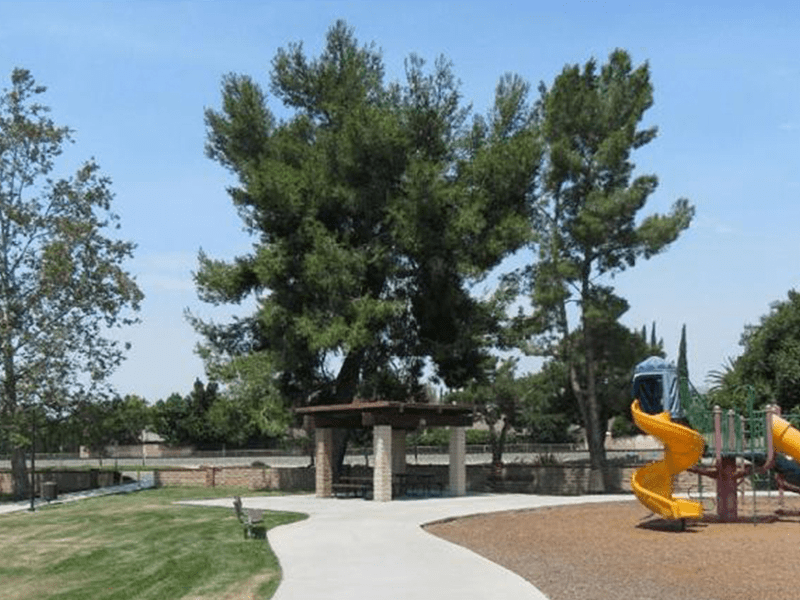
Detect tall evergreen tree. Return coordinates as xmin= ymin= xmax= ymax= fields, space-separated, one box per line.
xmin=677 ymin=324 xmax=689 ymax=379
xmin=524 ymin=49 xmax=694 ymax=490
xmin=677 ymin=323 xmax=690 ymax=408
xmin=192 ymin=21 xmax=540 ymax=466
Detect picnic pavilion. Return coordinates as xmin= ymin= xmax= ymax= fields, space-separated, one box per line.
xmin=296 ymin=401 xmax=474 ymax=501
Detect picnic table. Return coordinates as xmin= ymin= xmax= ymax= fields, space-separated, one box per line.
xmin=332 ymin=477 xmax=373 ymax=498
xmin=393 ymin=473 xmax=442 ymax=497
xmin=332 ymin=473 xmax=444 ymax=499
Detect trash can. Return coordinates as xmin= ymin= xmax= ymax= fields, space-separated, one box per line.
xmin=42 ymin=481 xmax=57 ymax=501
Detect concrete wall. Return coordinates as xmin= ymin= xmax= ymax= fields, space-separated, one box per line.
xmin=0 ymin=469 xmax=119 ymax=495
xmin=152 ymin=465 xmax=315 ymax=491
xmin=0 ymin=462 xmax=754 ymax=498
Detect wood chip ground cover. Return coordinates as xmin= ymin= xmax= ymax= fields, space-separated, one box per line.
xmin=426 ymin=496 xmax=800 ymax=600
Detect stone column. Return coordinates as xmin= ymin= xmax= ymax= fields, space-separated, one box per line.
xmin=373 ymin=425 xmax=393 ymax=501
xmin=392 ymin=428 xmax=407 ymax=475
xmin=449 ymin=426 xmax=466 ymax=496
xmin=315 ymin=428 xmax=333 ymax=498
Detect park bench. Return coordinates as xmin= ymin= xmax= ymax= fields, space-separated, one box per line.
xmin=233 ymin=495 xmax=266 ymax=539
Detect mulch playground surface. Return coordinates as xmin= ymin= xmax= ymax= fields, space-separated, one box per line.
xmin=425 ymin=495 xmax=800 ymax=600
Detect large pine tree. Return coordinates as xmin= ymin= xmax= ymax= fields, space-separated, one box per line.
xmin=192 ymin=21 xmax=540 ymax=465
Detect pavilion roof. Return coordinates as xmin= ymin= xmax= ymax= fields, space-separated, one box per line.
xmin=295 ymin=401 xmax=473 ymax=429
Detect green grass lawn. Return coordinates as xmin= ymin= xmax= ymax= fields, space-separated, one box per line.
xmin=0 ymin=487 xmax=306 ymax=600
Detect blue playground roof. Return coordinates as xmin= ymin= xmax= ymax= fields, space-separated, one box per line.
xmin=632 ymin=356 xmax=682 ymax=419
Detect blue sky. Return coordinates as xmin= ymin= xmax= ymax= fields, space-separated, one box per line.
xmin=1 ymin=1 xmax=798 ymax=400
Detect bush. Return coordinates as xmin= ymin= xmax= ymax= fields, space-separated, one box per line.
xmin=465 ymin=429 xmax=492 ymax=445
xmin=610 ymin=415 xmax=639 ymax=438
xmin=407 ymin=428 xmax=450 ymax=446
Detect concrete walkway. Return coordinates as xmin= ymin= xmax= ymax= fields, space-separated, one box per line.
xmin=0 ymin=473 xmax=156 ymax=515
xmin=189 ymin=493 xmax=631 ymax=600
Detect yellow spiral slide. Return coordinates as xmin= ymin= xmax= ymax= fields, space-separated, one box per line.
xmin=772 ymin=414 xmax=800 ymax=463
xmin=630 ymin=399 xmax=705 ymax=519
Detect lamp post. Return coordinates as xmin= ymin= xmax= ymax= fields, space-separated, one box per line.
xmin=29 ymin=408 xmax=36 ymax=512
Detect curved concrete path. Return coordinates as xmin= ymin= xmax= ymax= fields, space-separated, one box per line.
xmin=189 ymin=493 xmax=631 ymax=600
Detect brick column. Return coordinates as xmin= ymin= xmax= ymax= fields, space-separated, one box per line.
xmin=373 ymin=425 xmax=393 ymax=501
xmin=315 ymin=428 xmax=333 ymax=498
xmin=449 ymin=426 xmax=466 ymax=496
xmin=392 ymin=428 xmax=407 ymax=475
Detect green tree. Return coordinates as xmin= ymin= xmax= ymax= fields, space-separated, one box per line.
xmin=191 ymin=21 xmax=539 ymax=469
xmin=677 ymin=323 xmax=690 ymax=404
xmin=205 ymin=352 xmax=291 ymax=445
xmin=677 ymin=324 xmax=688 ymax=381
xmin=106 ymin=394 xmax=152 ymax=445
xmin=523 ymin=49 xmax=694 ymax=490
xmin=518 ymin=360 xmax=575 ymax=444
xmin=714 ymin=290 xmax=800 ymax=412
xmin=71 ymin=400 xmax=114 ymax=460
xmin=152 ymin=392 xmax=192 ymax=446
xmin=0 ymin=69 xmax=142 ymax=496
xmin=152 ymin=380 xmax=222 ymax=447
xmin=69 ymin=395 xmax=151 ymax=462
xmin=447 ymin=358 xmax=524 ymax=465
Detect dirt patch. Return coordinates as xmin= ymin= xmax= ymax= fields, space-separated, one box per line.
xmin=184 ymin=570 xmax=279 ymax=600
xmin=425 ymin=495 xmax=800 ymax=600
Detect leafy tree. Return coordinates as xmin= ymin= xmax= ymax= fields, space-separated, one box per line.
xmin=70 ymin=400 xmax=113 ymax=459
xmin=152 ymin=392 xmax=192 ymax=446
xmin=518 ymin=360 xmax=575 ymax=444
xmin=153 ymin=380 xmax=218 ymax=447
xmin=0 ymin=69 xmax=142 ymax=496
xmin=523 ymin=320 xmax=662 ymax=444
xmin=191 ymin=21 xmax=539 ymax=470
xmin=713 ymin=290 xmax=800 ymax=412
xmin=447 ymin=358 xmax=524 ymax=465
xmin=204 ymin=352 xmax=291 ymax=444
xmin=64 ymin=395 xmax=151 ymax=462
xmin=105 ymin=394 xmax=152 ymax=445
xmin=522 ymin=49 xmax=694 ymax=490
xmin=152 ymin=376 xmax=286 ymax=448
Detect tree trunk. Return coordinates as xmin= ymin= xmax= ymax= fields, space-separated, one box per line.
xmin=2 ymin=346 xmax=28 ymax=499
xmin=579 ymin=283 xmax=610 ymax=492
xmin=11 ymin=446 xmax=28 ymax=500
xmin=330 ymin=349 xmax=364 ymax=479
xmin=331 ymin=428 xmax=351 ymax=480
xmin=491 ymin=420 xmax=509 ymax=466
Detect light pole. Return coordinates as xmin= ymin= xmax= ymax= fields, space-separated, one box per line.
xmin=29 ymin=408 xmax=36 ymax=512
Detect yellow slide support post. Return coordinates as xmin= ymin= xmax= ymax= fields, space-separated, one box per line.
xmin=631 ymin=399 xmax=705 ymax=520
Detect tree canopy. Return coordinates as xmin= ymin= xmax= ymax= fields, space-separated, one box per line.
xmin=192 ymin=21 xmax=540 ymax=416
xmin=0 ymin=68 xmax=142 ymax=495
xmin=711 ymin=290 xmax=800 ymax=413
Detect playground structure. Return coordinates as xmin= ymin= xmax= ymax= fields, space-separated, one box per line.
xmin=630 ymin=356 xmax=800 ymax=523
